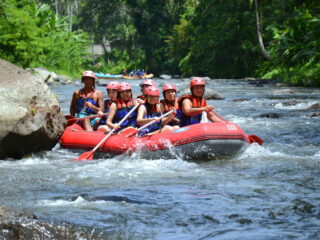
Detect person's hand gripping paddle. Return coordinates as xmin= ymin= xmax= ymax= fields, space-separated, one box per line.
xmin=120 ymin=110 xmax=174 ymax=137
xmin=74 ymin=103 xmax=140 ymax=161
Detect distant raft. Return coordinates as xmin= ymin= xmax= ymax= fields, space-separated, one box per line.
xmin=94 ymin=73 xmax=123 ymax=79
xmin=122 ymin=74 xmax=154 ymax=80
xmin=95 ymin=73 xmax=154 ymax=80
xmin=60 ymin=122 xmax=250 ymax=160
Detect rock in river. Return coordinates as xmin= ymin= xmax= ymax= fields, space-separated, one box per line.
xmin=0 ymin=59 xmax=66 ymax=159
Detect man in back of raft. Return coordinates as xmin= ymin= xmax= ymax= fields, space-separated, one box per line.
xmin=178 ymin=77 xmax=224 ymax=127
xmin=70 ymin=70 xmax=104 ymax=131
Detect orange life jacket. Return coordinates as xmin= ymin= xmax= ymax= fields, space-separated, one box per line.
xmin=177 ymin=94 xmax=207 ymax=126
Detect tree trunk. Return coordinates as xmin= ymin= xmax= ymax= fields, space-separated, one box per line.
xmin=91 ymin=33 xmax=95 ymax=66
xmin=75 ymin=0 xmax=78 ymax=12
xmin=55 ymin=0 xmax=58 ymax=19
xmin=69 ymin=2 xmax=73 ymax=32
xmin=102 ymin=35 xmax=111 ymax=65
xmin=255 ymin=0 xmax=270 ymax=60
xmin=66 ymin=0 xmax=69 ymax=14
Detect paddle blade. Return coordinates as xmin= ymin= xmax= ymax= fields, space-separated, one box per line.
xmin=248 ymin=135 xmax=263 ymax=145
xmin=120 ymin=127 xmax=138 ymax=137
xmin=74 ymin=150 xmax=94 ymax=161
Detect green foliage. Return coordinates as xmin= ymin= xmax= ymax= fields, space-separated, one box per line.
xmin=176 ymin=0 xmax=262 ymax=78
xmin=258 ymin=3 xmax=320 ymax=86
xmin=1 ymin=0 xmax=319 ymax=86
xmin=125 ymin=0 xmax=186 ymax=74
xmin=93 ymin=48 xmax=146 ymax=74
xmin=165 ymin=0 xmax=196 ymax=75
xmin=0 ymin=0 xmax=90 ymax=75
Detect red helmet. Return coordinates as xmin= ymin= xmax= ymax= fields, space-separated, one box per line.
xmin=118 ymin=82 xmax=131 ymax=92
xmin=82 ymin=71 xmax=96 ymax=80
xmin=140 ymin=79 xmax=156 ymax=87
xmin=190 ymin=77 xmax=205 ymax=88
xmin=162 ymin=84 xmax=176 ymax=93
xmin=106 ymin=81 xmax=120 ymax=90
xmin=144 ymin=86 xmax=160 ymax=97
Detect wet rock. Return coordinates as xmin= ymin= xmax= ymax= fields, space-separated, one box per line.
xmin=237 ymin=218 xmax=252 ymax=224
xmin=310 ymin=112 xmax=320 ymax=118
xmin=276 ymin=83 xmax=288 ymax=87
xmin=0 ymin=206 xmax=89 ymax=240
xmin=56 ymin=75 xmax=73 ymax=84
xmin=202 ymin=215 xmax=220 ymax=224
xmin=26 ymin=67 xmax=58 ymax=85
xmin=233 ymin=98 xmax=249 ymax=102
xmin=282 ymin=100 xmax=299 ymax=106
xmin=258 ymin=113 xmax=281 ymax=118
xmin=293 ymin=199 xmax=314 ymax=215
xmin=204 ymin=88 xmax=225 ymax=100
xmin=159 ymin=74 xmax=171 ymax=80
xmin=247 ymin=78 xmax=275 ymax=87
xmin=0 ymin=59 xmax=66 ymax=159
xmin=244 ymin=77 xmax=256 ymax=81
xmin=308 ymin=102 xmax=320 ymax=110
xmin=183 ymin=87 xmax=225 ymax=100
xmin=273 ymin=89 xmax=294 ymax=95
xmin=96 ymin=78 xmax=110 ymax=86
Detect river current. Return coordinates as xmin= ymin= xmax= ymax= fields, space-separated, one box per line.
xmin=0 ymin=78 xmax=319 ymax=239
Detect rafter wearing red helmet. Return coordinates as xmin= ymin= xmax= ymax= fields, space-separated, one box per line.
xmin=160 ymin=84 xmax=181 ymax=128
xmin=137 ymin=86 xmax=177 ymax=136
xmin=70 ymin=70 xmax=104 ymax=131
xmin=99 ymin=82 xmax=142 ymax=133
xmin=137 ymin=79 xmax=156 ymax=102
xmin=94 ymin=81 xmax=120 ymax=131
xmin=178 ymin=77 xmax=224 ymax=127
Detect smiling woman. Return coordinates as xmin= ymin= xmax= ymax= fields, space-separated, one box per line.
xmin=136 ymin=86 xmax=178 ymax=136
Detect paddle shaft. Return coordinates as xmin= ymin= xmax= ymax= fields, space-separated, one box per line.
xmin=211 ymin=110 xmax=227 ymax=122
xmin=67 ymin=113 xmax=108 ymax=122
xmin=135 ymin=110 xmax=174 ymax=133
xmin=92 ymin=103 xmax=140 ymax=152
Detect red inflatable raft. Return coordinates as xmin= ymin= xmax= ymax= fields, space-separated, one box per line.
xmin=60 ymin=122 xmax=254 ymax=160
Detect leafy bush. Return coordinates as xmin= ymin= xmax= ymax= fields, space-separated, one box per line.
xmin=0 ymin=0 xmax=91 ymax=75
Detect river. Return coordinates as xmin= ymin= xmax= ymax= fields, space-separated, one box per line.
xmin=0 ymin=78 xmax=319 ymax=239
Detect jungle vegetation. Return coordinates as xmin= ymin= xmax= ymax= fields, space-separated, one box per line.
xmin=0 ymin=0 xmax=319 ymax=86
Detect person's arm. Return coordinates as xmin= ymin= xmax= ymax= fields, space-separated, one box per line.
xmin=106 ymin=103 xmax=120 ymax=129
xmin=70 ymin=90 xmax=79 ymax=116
xmin=96 ymin=90 xmax=105 ymax=113
xmin=181 ymin=99 xmax=214 ymax=116
xmin=207 ymin=111 xmax=225 ymax=122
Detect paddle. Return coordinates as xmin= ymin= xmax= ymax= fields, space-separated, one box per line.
xmin=121 ymin=110 xmax=174 ymax=137
xmin=75 ymin=103 xmax=140 ymax=161
xmin=65 ymin=113 xmax=108 ymax=126
xmin=210 ymin=110 xmax=264 ymax=145
xmin=248 ymin=134 xmax=263 ymax=145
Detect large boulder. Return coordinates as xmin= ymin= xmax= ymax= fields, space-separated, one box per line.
xmin=308 ymin=102 xmax=320 ymax=110
xmin=0 ymin=59 xmax=66 ymax=159
xmin=26 ymin=67 xmax=58 ymax=85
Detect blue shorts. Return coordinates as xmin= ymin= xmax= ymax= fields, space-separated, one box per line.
xmin=77 ymin=113 xmax=98 ymax=127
